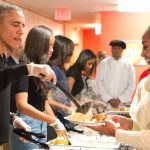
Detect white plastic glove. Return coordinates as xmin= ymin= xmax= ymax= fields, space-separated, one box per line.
xmin=67 ymin=107 xmax=75 ymax=115
xmin=13 ymin=117 xmax=31 ymax=132
xmin=68 ymin=102 xmax=77 ymax=114
xmin=49 ymin=119 xmax=66 ymax=131
xmin=27 ymin=63 xmax=57 ymax=84
xmin=50 ymin=119 xmax=69 ymax=141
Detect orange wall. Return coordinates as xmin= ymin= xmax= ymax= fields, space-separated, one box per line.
xmin=82 ymin=12 xmax=150 ymax=88
xmin=101 ymin=12 xmax=150 ymax=55
xmin=83 ymin=29 xmax=101 ymax=54
xmin=100 ymin=12 xmax=150 ymax=85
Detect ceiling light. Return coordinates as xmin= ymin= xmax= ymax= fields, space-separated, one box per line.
xmin=118 ymin=0 xmax=150 ymax=12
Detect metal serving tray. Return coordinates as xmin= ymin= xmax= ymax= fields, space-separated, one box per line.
xmin=49 ymin=145 xmax=119 ymax=150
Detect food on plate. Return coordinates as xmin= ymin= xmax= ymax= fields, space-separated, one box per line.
xmin=92 ymin=113 xmax=107 ymax=122
xmin=47 ymin=137 xmax=69 ymax=145
xmin=112 ymin=108 xmax=119 ymax=111
xmin=119 ymin=107 xmax=129 ymax=111
xmin=112 ymin=107 xmax=129 ymax=111
xmin=68 ymin=112 xmax=108 ymax=123
xmin=69 ymin=112 xmax=91 ymax=122
xmin=47 ymin=130 xmax=70 ymax=145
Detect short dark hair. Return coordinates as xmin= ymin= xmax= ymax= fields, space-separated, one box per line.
xmin=109 ymin=40 xmax=126 ymax=49
xmin=0 ymin=3 xmax=23 ymax=21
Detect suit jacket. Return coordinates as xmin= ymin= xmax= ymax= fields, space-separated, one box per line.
xmin=0 ymin=54 xmax=28 ymax=144
xmin=7 ymin=56 xmax=19 ymax=113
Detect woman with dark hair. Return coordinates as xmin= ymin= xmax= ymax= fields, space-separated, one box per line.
xmin=47 ymin=35 xmax=75 ymax=129
xmin=67 ymin=49 xmax=96 ymax=97
xmin=50 ymin=35 xmax=74 ymax=68
xmin=10 ymin=26 xmax=65 ymax=150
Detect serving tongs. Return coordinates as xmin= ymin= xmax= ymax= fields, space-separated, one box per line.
xmin=55 ymin=81 xmax=91 ymax=114
xmin=13 ymin=127 xmax=57 ymax=149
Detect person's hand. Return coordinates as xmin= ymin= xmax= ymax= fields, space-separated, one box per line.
xmin=66 ymin=106 xmax=76 ymax=115
xmin=27 ymin=63 xmax=57 ymax=84
xmin=88 ymin=120 xmax=116 ymax=137
xmin=13 ymin=117 xmax=31 ymax=132
xmin=111 ymin=115 xmax=133 ymax=130
xmin=13 ymin=117 xmax=32 ymax=142
xmin=49 ymin=119 xmax=66 ymax=131
xmin=108 ymin=98 xmax=121 ymax=108
xmin=49 ymin=119 xmax=69 ymax=140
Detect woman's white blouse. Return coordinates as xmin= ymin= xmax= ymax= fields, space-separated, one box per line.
xmin=116 ymin=74 xmax=150 ymax=150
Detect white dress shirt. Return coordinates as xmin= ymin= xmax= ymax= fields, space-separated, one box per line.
xmin=96 ymin=56 xmax=136 ymax=104
xmin=11 ymin=55 xmax=19 ymax=64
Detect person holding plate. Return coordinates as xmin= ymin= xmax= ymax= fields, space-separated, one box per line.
xmin=89 ymin=25 xmax=150 ymax=150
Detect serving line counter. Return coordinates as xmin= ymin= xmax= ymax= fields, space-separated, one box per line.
xmin=48 ymin=145 xmax=135 ymax=150
xmin=47 ymin=112 xmax=134 ymax=150
xmin=47 ymin=132 xmax=135 ymax=150
xmin=49 ymin=145 xmax=118 ymax=150
xmin=14 ymin=128 xmax=135 ymax=150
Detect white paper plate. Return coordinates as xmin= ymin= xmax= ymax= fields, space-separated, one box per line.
xmin=107 ymin=111 xmax=129 ymax=115
xmin=64 ymin=117 xmax=105 ymax=126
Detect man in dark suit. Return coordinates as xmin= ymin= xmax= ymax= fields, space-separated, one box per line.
xmin=7 ymin=47 xmax=23 ymax=113
xmin=0 ymin=3 xmax=56 ymax=149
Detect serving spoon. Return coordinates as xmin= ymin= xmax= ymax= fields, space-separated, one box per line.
xmin=55 ymin=81 xmax=91 ymax=114
xmin=39 ymin=72 xmax=91 ymax=114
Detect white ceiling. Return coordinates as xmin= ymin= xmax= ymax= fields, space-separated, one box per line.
xmin=8 ymin=0 xmax=119 ymax=26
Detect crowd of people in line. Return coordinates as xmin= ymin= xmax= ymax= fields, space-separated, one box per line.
xmin=0 ymin=2 xmax=150 ymax=150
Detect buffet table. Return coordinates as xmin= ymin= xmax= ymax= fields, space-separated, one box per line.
xmin=47 ymin=132 xmax=128 ymax=150
xmin=49 ymin=145 xmax=118 ymax=150
xmin=48 ymin=145 xmax=136 ymax=150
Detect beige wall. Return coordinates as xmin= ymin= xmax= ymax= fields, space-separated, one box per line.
xmin=0 ymin=0 xmax=64 ymax=42
xmin=23 ymin=9 xmax=64 ymax=40
xmin=0 ymin=0 xmax=83 ymax=65
xmin=65 ymin=23 xmax=83 ymax=65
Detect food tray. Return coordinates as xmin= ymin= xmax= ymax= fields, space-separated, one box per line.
xmin=68 ymin=134 xmax=120 ymax=148
xmin=49 ymin=145 xmax=119 ymax=150
xmin=47 ymin=134 xmax=120 ymax=150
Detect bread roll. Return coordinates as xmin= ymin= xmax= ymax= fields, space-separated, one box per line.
xmin=92 ymin=113 xmax=107 ymax=122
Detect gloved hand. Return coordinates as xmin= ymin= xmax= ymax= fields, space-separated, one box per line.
xmin=49 ymin=119 xmax=69 ymax=141
xmin=13 ymin=117 xmax=31 ymax=132
xmin=49 ymin=119 xmax=66 ymax=131
xmin=27 ymin=63 xmax=57 ymax=84
xmin=66 ymin=106 xmax=76 ymax=115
